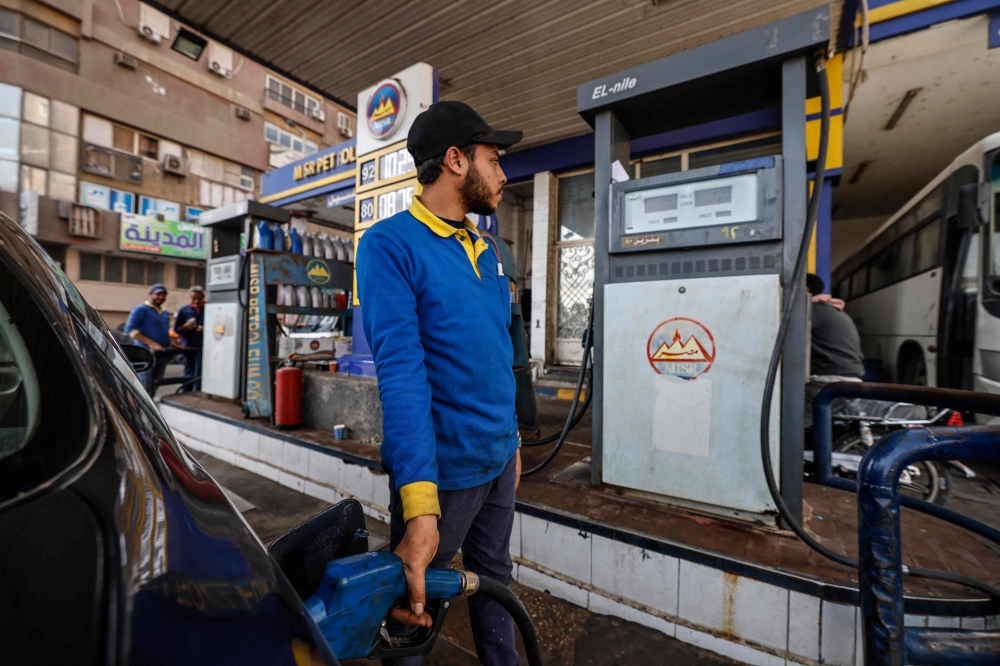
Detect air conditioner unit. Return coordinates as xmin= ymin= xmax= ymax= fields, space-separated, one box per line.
xmin=114 ymin=52 xmax=137 ymax=70
xmin=163 ymin=154 xmax=189 ymax=177
xmin=337 ymin=112 xmax=353 ymax=137
xmin=206 ymin=42 xmax=234 ymax=79
xmin=234 ymin=106 xmax=251 ymax=121
xmin=138 ymin=5 xmax=170 ymax=44
xmin=311 ymin=107 xmax=326 ymax=122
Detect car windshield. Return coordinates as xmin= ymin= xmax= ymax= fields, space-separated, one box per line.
xmin=0 ymin=298 xmax=40 ymax=461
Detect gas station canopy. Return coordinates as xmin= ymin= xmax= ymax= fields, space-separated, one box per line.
xmin=147 ymin=0 xmax=837 ymax=149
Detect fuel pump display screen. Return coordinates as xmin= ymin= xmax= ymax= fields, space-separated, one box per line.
xmin=624 ymin=173 xmax=758 ymax=235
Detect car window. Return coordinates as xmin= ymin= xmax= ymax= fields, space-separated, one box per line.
xmin=0 ymin=258 xmax=91 ymax=505
xmin=0 ymin=298 xmax=40 ymax=461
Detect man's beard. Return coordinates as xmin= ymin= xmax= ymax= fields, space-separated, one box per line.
xmin=460 ymin=161 xmax=499 ymax=216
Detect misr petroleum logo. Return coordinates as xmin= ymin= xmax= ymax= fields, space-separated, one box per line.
xmin=646 ymin=317 xmax=716 ymax=380
xmin=306 ymin=259 xmax=331 ymax=284
xmin=366 ymin=80 xmax=405 ymax=139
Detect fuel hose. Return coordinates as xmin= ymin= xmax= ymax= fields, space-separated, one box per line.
xmin=758 ymin=51 xmax=1000 ymax=600
xmin=473 ymin=575 xmax=543 ymax=666
xmin=520 ymin=300 xmax=594 ymax=476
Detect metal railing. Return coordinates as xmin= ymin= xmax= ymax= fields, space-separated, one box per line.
xmin=813 ymin=382 xmax=1000 ymax=545
xmin=857 ymin=425 xmax=1000 ymax=665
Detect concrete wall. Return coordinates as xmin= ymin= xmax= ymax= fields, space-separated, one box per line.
xmin=302 ymin=371 xmax=383 ymax=444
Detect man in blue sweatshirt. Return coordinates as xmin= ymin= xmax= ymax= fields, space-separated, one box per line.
xmin=356 ymin=101 xmax=522 ymax=665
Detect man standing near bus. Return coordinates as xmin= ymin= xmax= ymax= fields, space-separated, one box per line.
xmin=356 ymin=101 xmax=523 ymax=665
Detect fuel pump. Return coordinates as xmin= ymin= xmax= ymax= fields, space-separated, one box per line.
xmin=573 ymin=7 xmax=833 ymax=524
xmin=199 ymin=201 xmax=289 ymax=400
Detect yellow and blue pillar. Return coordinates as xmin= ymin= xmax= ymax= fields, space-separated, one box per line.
xmin=805 ymin=53 xmax=843 ymax=292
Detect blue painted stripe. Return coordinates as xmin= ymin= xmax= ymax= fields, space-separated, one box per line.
xmin=718 ymin=157 xmax=775 ymax=175
xmin=806 ymin=107 xmax=843 ymax=122
xmin=501 ymin=108 xmax=781 ymax=184
xmin=842 ymin=0 xmax=1000 ymax=46
xmin=266 ymin=179 xmax=356 ymax=208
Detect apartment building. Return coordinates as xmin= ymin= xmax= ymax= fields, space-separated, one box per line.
xmin=0 ymin=0 xmax=355 ymax=326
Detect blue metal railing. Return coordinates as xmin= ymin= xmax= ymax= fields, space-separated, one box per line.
xmin=813 ymin=382 xmax=1000 ymax=546
xmin=857 ymin=426 xmax=1000 ymax=665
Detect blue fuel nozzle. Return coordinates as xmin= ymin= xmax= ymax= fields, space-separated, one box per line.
xmin=304 ymin=551 xmax=471 ymax=660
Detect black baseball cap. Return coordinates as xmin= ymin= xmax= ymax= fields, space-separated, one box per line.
xmin=407 ymin=101 xmax=523 ymax=163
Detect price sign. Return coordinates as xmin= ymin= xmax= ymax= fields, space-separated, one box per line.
xmin=378 ymin=148 xmax=415 ymax=181
xmin=360 ymin=160 xmax=376 ymax=187
xmin=359 ymin=197 xmax=375 ymax=224
xmin=377 ymin=186 xmax=413 ymax=221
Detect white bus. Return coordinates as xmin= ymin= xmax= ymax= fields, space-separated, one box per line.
xmin=832 ymin=133 xmax=1000 ymax=403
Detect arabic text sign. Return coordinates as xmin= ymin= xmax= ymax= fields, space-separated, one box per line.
xmin=120 ymin=214 xmax=207 ymax=259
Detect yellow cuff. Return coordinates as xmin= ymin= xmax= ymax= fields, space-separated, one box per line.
xmin=290 ymin=638 xmax=311 ymax=666
xmin=399 ymin=481 xmax=441 ymax=523
xmin=128 ymin=329 xmax=140 ymax=338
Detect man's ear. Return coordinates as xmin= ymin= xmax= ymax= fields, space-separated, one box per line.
xmin=442 ymin=146 xmax=467 ymax=177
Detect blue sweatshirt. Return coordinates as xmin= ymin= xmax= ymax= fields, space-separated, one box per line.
xmin=357 ymin=197 xmax=517 ymax=512
xmin=125 ymin=301 xmax=171 ymax=349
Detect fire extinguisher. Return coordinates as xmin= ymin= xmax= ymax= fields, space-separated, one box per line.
xmin=274 ymin=365 xmax=302 ymax=428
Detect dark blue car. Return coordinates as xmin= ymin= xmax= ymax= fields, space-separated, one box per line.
xmin=0 ymin=211 xmax=366 ymax=665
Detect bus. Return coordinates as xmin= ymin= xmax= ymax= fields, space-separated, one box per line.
xmin=831 ymin=133 xmax=1000 ymax=404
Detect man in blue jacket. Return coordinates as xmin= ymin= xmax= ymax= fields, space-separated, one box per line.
xmin=174 ymin=285 xmax=205 ymax=391
xmin=356 ymin=101 xmax=522 ymax=665
xmin=125 ymin=283 xmax=177 ymax=394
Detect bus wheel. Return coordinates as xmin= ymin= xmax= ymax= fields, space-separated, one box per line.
xmin=897 ymin=347 xmax=927 ymax=386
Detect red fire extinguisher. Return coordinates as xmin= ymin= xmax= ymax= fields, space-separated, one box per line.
xmin=274 ymin=366 xmax=302 ymax=428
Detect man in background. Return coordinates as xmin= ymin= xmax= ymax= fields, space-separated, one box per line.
xmin=174 ymin=285 xmax=205 ymax=391
xmin=125 ymin=283 xmax=178 ymax=394
xmin=805 ymin=273 xmax=865 ymax=426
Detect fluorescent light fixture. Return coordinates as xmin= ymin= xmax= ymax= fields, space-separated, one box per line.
xmin=884 ymin=89 xmax=921 ymax=131
xmin=172 ymin=28 xmax=207 ymax=61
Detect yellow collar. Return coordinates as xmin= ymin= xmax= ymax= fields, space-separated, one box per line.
xmin=409 ymin=196 xmax=478 ymax=237
xmin=145 ymin=300 xmax=165 ymax=314
xmin=409 ymin=196 xmax=489 ymax=278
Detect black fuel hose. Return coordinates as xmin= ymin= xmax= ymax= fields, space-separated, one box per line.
xmin=521 ymin=342 xmax=594 ymax=448
xmin=758 ymin=51 xmax=1000 ymax=601
xmin=521 ymin=301 xmax=595 ymax=476
xmin=476 ymin=575 xmax=543 ymax=666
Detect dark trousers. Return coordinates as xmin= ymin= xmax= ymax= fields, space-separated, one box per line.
xmin=385 ymin=454 xmax=518 ymax=666
xmin=139 ymin=356 xmax=168 ymax=396
xmin=182 ymin=350 xmax=201 ymax=392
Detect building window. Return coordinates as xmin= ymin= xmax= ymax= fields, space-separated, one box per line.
xmin=138 ymin=135 xmax=158 ymax=160
xmin=113 ymin=126 xmax=135 ymax=153
xmin=263 ymin=121 xmax=307 ymax=154
xmin=0 ymin=9 xmax=78 ymax=73
xmin=175 ymin=264 xmax=205 ymax=289
xmin=7 ymin=90 xmax=78 ymax=201
xmin=79 ymin=253 xmax=168 ymax=285
xmin=266 ymin=76 xmax=319 ymax=117
xmin=79 ymin=252 xmax=101 ymax=281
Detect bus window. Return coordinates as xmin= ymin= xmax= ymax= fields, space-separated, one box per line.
xmin=895 ymin=233 xmax=915 ymax=282
xmin=869 ymin=244 xmax=899 ymax=291
xmin=914 ymin=218 xmax=941 ymax=273
xmin=850 ymin=266 xmax=867 ymax=298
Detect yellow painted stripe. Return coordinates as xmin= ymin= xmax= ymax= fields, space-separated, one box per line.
xmin=806 ymin=114 xmax=844 ymax=170
xmin=556 ymin=388 xmax=587 ymax=401
xmin=805 ymin=53 xmax=843 ymax=115
xmin=259 ymin=169 xmax=356 ymax=204
xmin=866 ymin=0 xmax=952 ymax=25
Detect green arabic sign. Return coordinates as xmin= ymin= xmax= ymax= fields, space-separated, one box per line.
xmin=120 ymin=214 xmax=207 ymax=259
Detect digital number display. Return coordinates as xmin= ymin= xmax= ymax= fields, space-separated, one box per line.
xmin=694 ymin=186 xmax=732 ymax=207
xmin=360 ymin=160 xmax=376 ymax=186
xmin=377 ymin=186 xmax=414 ymax=220
xmin=644 ymin=194 xmax=678 ymax=214
xmin=379 ymin=148 xmax=415 ymax=181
